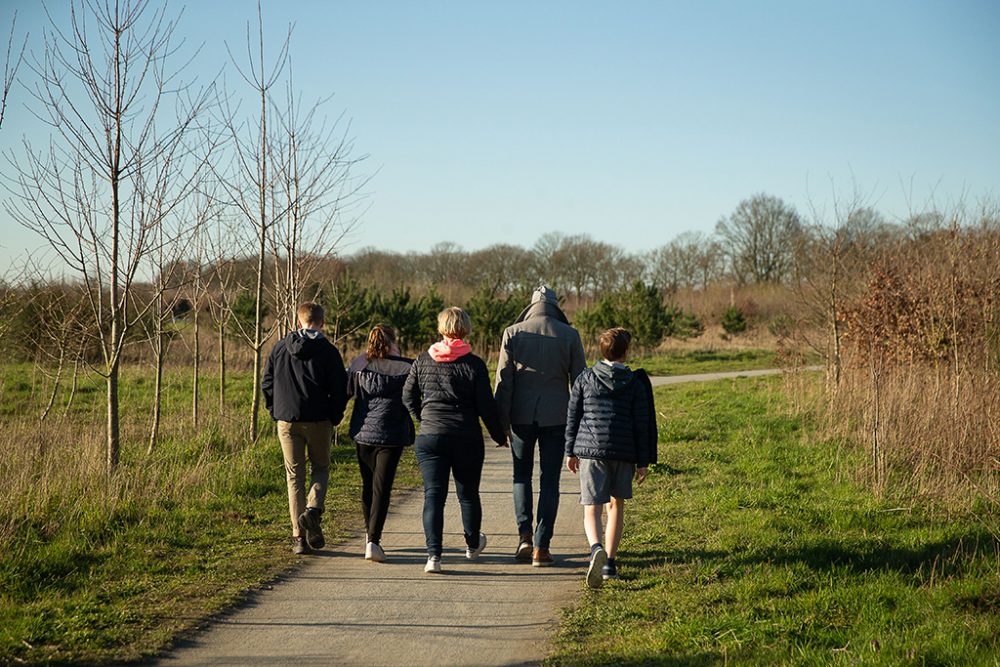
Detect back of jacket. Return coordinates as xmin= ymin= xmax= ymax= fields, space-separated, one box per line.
xmin=348 ymin=355 xmax=414 ymax=446
xmin=262 ymin=330 xmax=348 ymax=424
xmin=564 ymin=363 xmax=654 ymax=467
xmin=494 ymin=301 xmax=586 ymax=428
xmin=403 ymin=352 xmax=506 ymax=445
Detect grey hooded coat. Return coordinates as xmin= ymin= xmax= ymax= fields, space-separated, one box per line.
xmin=494 ymin=289 xmax=587 ymax=429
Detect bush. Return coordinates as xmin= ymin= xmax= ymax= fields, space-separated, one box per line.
xmin=721 ymin=306 xmax=748 ymax=335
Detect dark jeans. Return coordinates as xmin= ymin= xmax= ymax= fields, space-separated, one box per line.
xmin=511 ymin=422 xmax=565 ymax=549
xmin=356 ymin=443 xmax=404 ymax=544
xmin=414 ymin=433 xmax=485 ymax=557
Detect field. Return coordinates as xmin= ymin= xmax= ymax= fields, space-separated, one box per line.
xmin=549 ymin=377 xmax=1000 ymax=665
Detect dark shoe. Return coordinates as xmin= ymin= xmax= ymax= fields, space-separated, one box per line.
xmin=297 ymin=507 xmax=325 ymax=550
xmin=292 ymin=536 xmax=312 ymax=555
xmin=515 ymin=533 xmax=533 ymax=561
xmin=602 ymin=559 xmax=619 ymax=580
xmin=531 ymin=547 xmax=554 ymax=567
xmin=587 ymin=547 xmax=607 ymax=589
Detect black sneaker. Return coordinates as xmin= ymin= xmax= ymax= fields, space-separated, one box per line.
xmin=297 ymin=508 xmax=325 ymax=550
xmin=292 ymin=536 xmax=312 ymax=555
xmin=602 ymin=559 xmax=619 ymax=580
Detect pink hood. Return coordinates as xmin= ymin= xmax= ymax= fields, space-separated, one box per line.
xmin=428 ymin=338 xmax=472 ymax=362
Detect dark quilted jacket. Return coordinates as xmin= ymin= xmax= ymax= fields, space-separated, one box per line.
xmin=262 ymin=330 xmax=347 ymax=424
xmin=348 ymin=356 xmax=415 ymax=447
xmin=403 ymin=351 xmax=507 ymax=445
xmin=564 ymin=362 xmax=656 ymax=467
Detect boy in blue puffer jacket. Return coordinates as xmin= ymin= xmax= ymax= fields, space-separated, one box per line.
xmin=565 ymin=327 xmax=656 ymax=589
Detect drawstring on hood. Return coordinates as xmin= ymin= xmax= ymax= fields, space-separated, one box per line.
xmin=428 ymin=338 xmax=472 ymax=362
xmin=592 ymin=360 xmax=635 ymax=392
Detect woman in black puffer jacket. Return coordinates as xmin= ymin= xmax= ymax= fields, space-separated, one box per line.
xmin=403 ymin=307 xmax=509 ymax=574
xmin=347 ymin=325 xmax=414 ymax=563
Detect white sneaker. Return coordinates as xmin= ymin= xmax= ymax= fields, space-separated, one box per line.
xmin=587 ymin=547 xmax=607 ymax=589
xmin=466 ymin=532 xmax=488 ymax=560
xmin=424 ymin=555 xmax=442 ymax=573
xmin=365 ymin=542 xmax=386 ymax=562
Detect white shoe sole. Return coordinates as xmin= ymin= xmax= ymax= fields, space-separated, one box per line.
xmin=587 ymin=549 xmax=607 ymax=589
xmin=424 ymin=559 xmax=442 ymax=574
xmin=515 ymin=542 xmax=533 ymax=561
xmin=365 ymin=543 xmax=386 ymax=563
xmin=466 ymin=533 xmax=487 ymax=560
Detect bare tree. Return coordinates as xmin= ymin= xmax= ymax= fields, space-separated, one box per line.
xmin=4 ymin=0 xmax=214 ymax=470
xmin=215 ymin=4 xmax=292 ymax=440
xmin=269 ymin=66 xmax=367 ymax=335
xmin=716 ymin=193 xmax=803 ymax=284
xmin=1 ymin=9 xmax=27 ymax=130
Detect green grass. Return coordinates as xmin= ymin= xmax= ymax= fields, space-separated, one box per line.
xmin=0 ymin=363 xmax=420 ymax=665
xmin=631 ymin=349 xmax=782 ymax=376
xmin=549 ymin=377 xmax=1000 ymax=666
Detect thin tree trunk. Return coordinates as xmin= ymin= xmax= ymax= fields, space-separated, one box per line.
xmin=147 ymin=324 xmax=164 ymax=455
xmin=40 ymin=345 xmax=66 ymax=421
xmin=107 ymin=11 xmax=123 ymax=472
xmin=193 ymin=301 xmax=200 ymax=428
xmin=219 ymin=318 xmax=226 ymax=415
xmin=64 ymin=347 xmax=81 ymax=414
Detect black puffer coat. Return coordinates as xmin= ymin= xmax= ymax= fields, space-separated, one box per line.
xmin=564 ymin=362 xmax=655 ymax=467
xmin=348 ymin=356 xmax=415 ymax=446
xmin=403 ymin=351 xmax=507 ymax=445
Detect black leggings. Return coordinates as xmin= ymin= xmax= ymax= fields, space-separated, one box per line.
xmin=356 ymin=443 xmax=404 ymax=544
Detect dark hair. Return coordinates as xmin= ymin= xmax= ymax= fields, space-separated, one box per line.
xmin=296 ymin=302 xmax=324 ymax=327
xmin=366 ymin=324 xmax=396 ymax=360
xmin=599 ymin=327 xmax=631 ymax=362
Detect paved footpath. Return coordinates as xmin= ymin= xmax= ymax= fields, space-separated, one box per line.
xmin=159 ymin=443 xmax=590 ymax=667
xmin=159 ymin=369 xmax=817 ymax=666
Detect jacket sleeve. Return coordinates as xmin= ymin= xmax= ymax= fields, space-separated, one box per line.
xmin=475 ymin=358 xmax=508 ymax=445
xmin=569 ymin=330 xmax=586 ymax=385
xmin=632 ymin=372 xmax=655 ymax=467
xmin=402 ymin=360 xmax=422 ymax=422
xmin=326 ymin=345 xmax=349 ymax=426
xmin=564 ymin=372 xmax=585 ymax=457
xmin=493 ymin=328 xmax=514 ymax=429
xmin=261 ymin=348 xmax=275 ymax=418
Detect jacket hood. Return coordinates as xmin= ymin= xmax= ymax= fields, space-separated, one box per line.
xmin=428 ymin=338 xmax=472 ymax=362
xmin=593 ymin=361 xmax=635 ymax=392
xmin=513 ymin=299 xmax=569 ymax=325
xmin=286 ymin=329 xmax=326 ymax=360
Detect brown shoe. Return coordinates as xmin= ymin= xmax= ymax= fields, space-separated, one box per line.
xmin=532 ymin=547 xmax=554 ymax=567
xmin=515 ymin=533 xmax=533 ymax=561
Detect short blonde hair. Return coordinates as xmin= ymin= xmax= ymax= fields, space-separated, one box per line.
xmin=297 ymin=302 xmax=324 ymax=327
xmin=437 ymin=307 xmax=472 ymax=339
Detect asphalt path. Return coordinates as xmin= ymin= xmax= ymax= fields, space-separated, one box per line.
xmin=157 ymin=368 xmax=814 ymax=666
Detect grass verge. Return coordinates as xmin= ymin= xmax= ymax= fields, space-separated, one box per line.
xmin=548 ymin=376 xmax=1000 ymax=665
xmin=0 ymin=364 xmax=419 ymax=665
xmin=632 ymin=349 xmax=781 ymax=376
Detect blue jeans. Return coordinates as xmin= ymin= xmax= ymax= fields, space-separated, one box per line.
xmin=511 ymin=422 xmax=565 ymax=549
xmin=414 ymin=434 xmax=485 ymax=557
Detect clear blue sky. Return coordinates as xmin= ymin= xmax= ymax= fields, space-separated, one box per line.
xmin=2 ymin=1 xmax=998 ymax=268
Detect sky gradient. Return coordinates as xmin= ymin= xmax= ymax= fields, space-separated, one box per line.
xmin=1 ymin=1 xmax=998 ymax=268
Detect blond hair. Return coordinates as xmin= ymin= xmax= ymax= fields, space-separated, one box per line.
xmin=367 ymin=324 xmax=396 ymax=359
xmin=437 ymin=307 xmax=472 ymax=339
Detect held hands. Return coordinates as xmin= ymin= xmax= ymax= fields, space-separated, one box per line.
xmin=566 ymin=455 xmax=579 ymax=474
xmin=635 ymin=466 xmax=648 ymax=485
xmin=495 ymin=428 xmax=512 ymax=448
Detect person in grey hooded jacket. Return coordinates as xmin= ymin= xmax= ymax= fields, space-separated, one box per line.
xmin=494 ymin=285 xmax=586 ymax=565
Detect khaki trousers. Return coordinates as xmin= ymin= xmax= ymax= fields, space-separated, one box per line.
xmin=277 ymin=420 xmax=333 ymax=537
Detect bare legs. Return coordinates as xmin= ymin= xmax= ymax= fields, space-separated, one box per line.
xmin=583 ymin=497 xmax=625 ymax=556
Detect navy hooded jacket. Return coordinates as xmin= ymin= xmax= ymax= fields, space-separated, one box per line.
xmin=262 ymin=329 xmax=348 ymax=424
xmin=347 ymin=355 xmax=415 ymax=446
xmin=564 ymin=362 xmax=656 ymax=467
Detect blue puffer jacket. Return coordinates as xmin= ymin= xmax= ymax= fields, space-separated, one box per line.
xmin=564 ymin=362 xmax=655 ymax=467
xmin=348 ymin=355 xmax=415 ymax=447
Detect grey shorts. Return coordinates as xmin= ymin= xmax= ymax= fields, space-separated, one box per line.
xmin=578 ymin=458 xmax=635 ymax=505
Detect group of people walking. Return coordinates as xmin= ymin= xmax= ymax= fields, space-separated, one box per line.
xmin=262 ymin=287 xmax=656 ymax=589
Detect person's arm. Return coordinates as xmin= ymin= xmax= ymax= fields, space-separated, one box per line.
xmin=493 ymin=329 xmax=514 ymax=431
xmin=475 ymin=358 xmax=508 ymax=446
xmin=402 ymin=359 xmax=422 ymax=422
xmin=261 ymin=348 xmax=275 ymax=418
xmin=632 ymin=378 xmax=653 ymax=469
xmin=327 ymin=345 xmax=348 ymax=426
xmin=568 ymin=330 xmax=586 ymax=385
xmin=564 ymin=372 xmax=585 ymax=461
